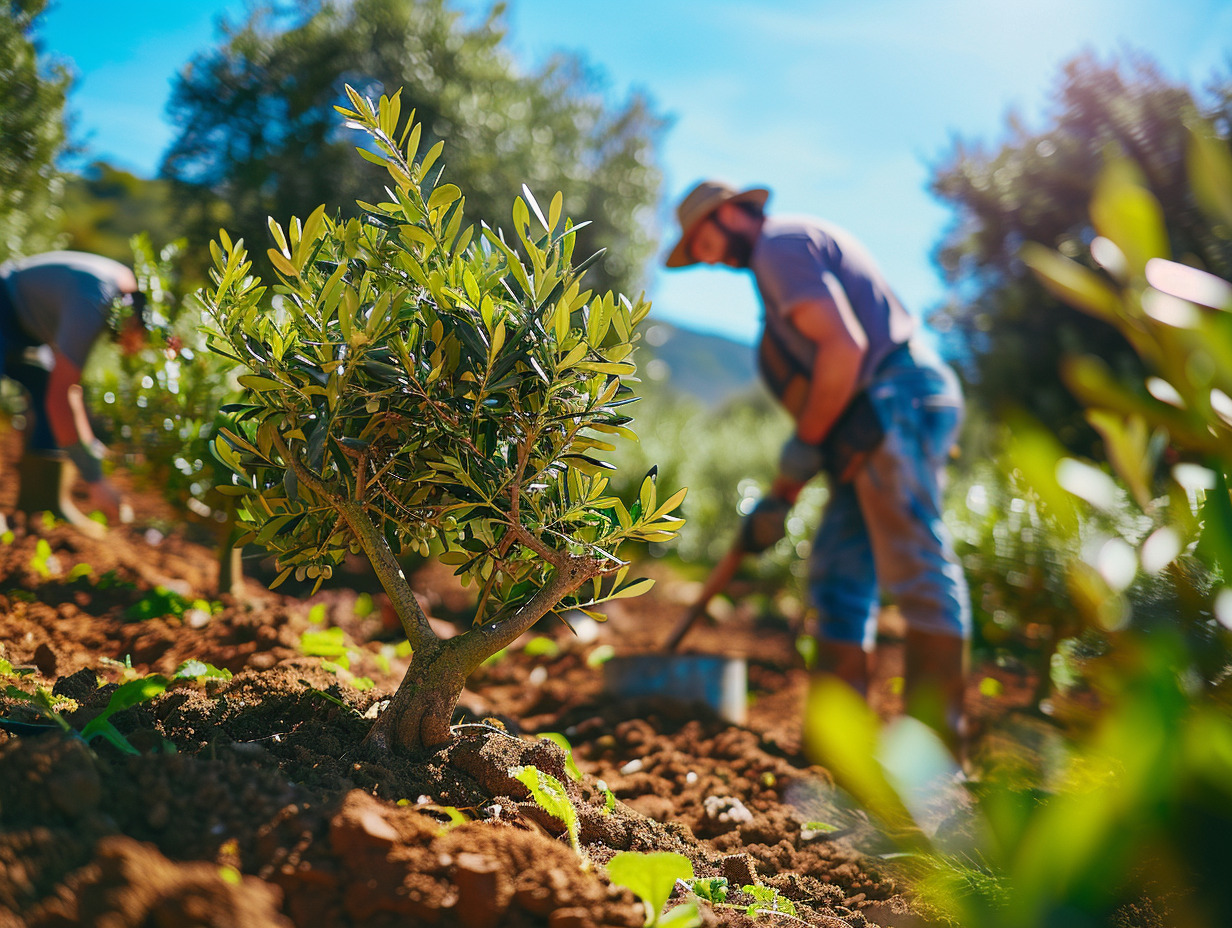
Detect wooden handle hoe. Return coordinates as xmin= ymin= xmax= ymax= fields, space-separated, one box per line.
xmin=663 ymin=539 xmax=745 ymax=652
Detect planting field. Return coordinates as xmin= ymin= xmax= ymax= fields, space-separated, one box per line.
xmin=0 ymin=432 xmax=1079 ymax=928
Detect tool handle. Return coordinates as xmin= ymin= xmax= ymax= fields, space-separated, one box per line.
xmin=664 ymin=541 xmax=745 ymax=652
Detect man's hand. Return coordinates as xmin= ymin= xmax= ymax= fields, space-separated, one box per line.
xmin=740 ymin=494 xmax=792 ymax=554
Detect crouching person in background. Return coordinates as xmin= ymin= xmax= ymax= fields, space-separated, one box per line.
xmin=0 ymin=251 xmax=150 ymax=535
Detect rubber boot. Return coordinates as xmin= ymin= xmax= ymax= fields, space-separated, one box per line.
xmin=16 ymin=452 xmax=106 ymax=539
xmin=903 ymin=628 xmax=968 ymax=761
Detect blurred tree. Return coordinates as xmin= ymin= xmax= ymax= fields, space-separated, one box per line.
xmin=0 ymin=0 xmax=69 ymax=260
xmin=929 ymin=52 xmax=1232 ymax=455
xmin=58 ymin=164 xmax=178 ymax=259
xmin=159 ymin=0 xmax=665 ymax=296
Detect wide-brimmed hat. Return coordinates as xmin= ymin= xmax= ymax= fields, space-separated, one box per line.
xmin=664 ymin=180 xmax=770 ymax=268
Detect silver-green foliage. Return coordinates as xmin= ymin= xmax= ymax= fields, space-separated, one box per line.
xmin=199 ymin=87 xmax=683 ymax=749
xmin=204 ymin=84 xmax=681 ymax=603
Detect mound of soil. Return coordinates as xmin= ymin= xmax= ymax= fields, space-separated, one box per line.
xmin=0 ymin=434 xmax=1048 ymax=928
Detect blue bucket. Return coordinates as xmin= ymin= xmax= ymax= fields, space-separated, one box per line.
xmin=601 ymin=654 xmax=747 ymax=725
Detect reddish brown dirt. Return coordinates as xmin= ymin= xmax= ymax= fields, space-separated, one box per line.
xmin=0 ymin=431 xmax=1053 ymax=928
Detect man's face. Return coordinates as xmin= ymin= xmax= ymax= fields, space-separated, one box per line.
xmin=687 ymin=208 xmax=753 ymax=268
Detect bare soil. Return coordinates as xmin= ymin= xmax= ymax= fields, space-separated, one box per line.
xmin=0 ymin=436 xmax=1058 ymax=928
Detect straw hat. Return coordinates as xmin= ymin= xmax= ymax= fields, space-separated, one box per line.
xmin=664 ymin=180 xmax=770 ymax=268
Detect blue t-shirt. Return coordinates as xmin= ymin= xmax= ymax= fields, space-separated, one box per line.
xmin=0 ymin=251 xmax=129 ymax=368
xmin=749 ymin=216 xmax=915 ymax=391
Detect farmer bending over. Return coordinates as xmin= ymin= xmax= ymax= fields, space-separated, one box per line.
xmin=0 ymin=250 xmax=150 ymax=533
xmin=664 ymin=181 xmax=972 ymax=754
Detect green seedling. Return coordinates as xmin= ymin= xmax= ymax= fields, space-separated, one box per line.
xmin=1 ymin=529 xmax=14 ymax=545
xmin=6 ymin=673 xmax=168 ymax=755
xmin=606 ymin=851 xmax=700 ymax=928
xmin=596 ymin=778 xmax=618 ymax=813
xmin=586 ymin=644 xmax=616 ymax=668
xmin=539 ymin=731 xmax=583 ymax=781
xmin=4 ymin=683 xmax=76 ymax=733
xmin=66 ymin=563 xmax=93 ymax=582
xmin=80 ymin=675 xmax=168 ymax=754
xmin=173 ymin=659 xmax=233 ymax=681
xmin=99 ymin=654 xmax=141 ymax=683
xmin=402 ymin=799 xmax=471 ymax=831
xmin=523 ymin=636 xmax=560 ymax=658
xmin=125 ymin=586 xmax=217 ymax=622
xmin=353 ymin=593 xmax=374 ymax=618
xmin=510 ymin=764 xmax=580 ymax=854
xmin=794 ymin=634 xmax=818 ymax=670
xmin=0 ymin=659 xmax=33 ymax=678
xmin=686 ymin=877 xmax=728 ymax=905
xmin=741 ymin=884 xmax=797 ymax=919
xmin=96 ymin=570 xmax=136 ymax=591
xmin=800 ymin=821 xmax=841 ymax=840
xmin=307 ymin=603 xmax=327 ymax=624
xmin=300 ymin=626 xmax=350 ymax=660
xmin=30 ymin=538 xmax=55 ymax=579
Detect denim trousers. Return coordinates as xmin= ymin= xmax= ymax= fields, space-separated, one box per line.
xmin=808 ymin=341 xmax=972 ymax=646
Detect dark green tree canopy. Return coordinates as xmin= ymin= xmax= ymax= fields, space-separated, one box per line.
xmin=0 ymin=0 xmax=69 ymax=259
xmin=929 ymin=52 xmax=1232 ymax=454
xmin=160 ymin=0 xmax=665 ymax=296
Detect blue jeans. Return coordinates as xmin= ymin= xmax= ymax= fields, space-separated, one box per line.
xmin=808 ymin=341 xmax=971 ymax=646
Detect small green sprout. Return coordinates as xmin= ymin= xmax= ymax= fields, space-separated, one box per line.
xmin=523 ymin=636 xmax=560 ymax=658
xmin=4 ymin=683 xmax=76 ymax=733
xmin=606 ymin=851 xmax=700 ymax=928
xmin=173 ymin=659 xmax=233 ymax=681
xmin=80 ymin=674 xmax=169 ymax=754
xmin=539 ymin=732 xmax=583 ymax=780
xmin=596 ymin=778 xmax=618 ymax=813
xmin=587 ymin=644 xmax=617 ymax=668
xmin=800 ymin=821 xmax=841 ymax=841
xmin=124 ymin=586 xmax=217 ymax=622
xmin=30 ymin=538 xmax=55 ymax=578
xmin=741 ymin=884 xmax=797 ymax=919
xmin=510 ymin=764 xmax=580 ymax=853
xmin=300 ymin=627 xmax=352 ymax=666
xmin=686 ymin=876 xmax=729 ymax=904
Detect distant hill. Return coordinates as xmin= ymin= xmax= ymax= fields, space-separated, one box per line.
xmin=640 ymin=319 xmax=760 ymax=407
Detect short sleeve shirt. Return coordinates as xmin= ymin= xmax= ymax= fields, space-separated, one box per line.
xmin=749 ymin=216 xmax=915 ymax=388
xmin=0 ymin=251 xmax=129 ymax=368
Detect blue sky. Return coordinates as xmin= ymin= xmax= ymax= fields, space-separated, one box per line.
xmin=35 ymin=0 xmax=1232 ymax=344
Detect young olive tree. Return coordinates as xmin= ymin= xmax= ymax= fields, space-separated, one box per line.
xmin=200 ymin=87 xmax=684 ymax=753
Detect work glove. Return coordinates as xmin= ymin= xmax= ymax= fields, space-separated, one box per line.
xmin=779 ymin=434 xmax=826 ymax=485
xmin=740 ymin=494 xmax=792 ymax=554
